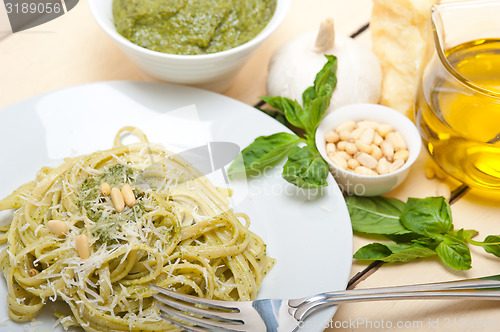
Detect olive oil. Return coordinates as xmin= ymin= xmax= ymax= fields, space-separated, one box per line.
xmin=416 ymin=38 xmax=500 ymax=190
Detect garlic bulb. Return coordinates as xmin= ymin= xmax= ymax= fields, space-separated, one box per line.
xmin=266 ymin=19 xmax=382 ymax=113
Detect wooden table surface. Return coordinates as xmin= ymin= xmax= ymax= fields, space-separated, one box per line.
xmin=2 ymin=0 xmax=500 ymax=331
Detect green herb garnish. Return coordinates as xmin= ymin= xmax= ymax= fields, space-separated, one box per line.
xmin=347 ymin=195 xmax=500 ymax=271
xmin=79 ymin=164 xmax=145 ymax=245
xmin=228 ymin=55 xmax=337 ymax=189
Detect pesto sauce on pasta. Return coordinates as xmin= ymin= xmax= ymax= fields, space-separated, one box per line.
xmin=0 ymin=127 xmax=274 ymax=331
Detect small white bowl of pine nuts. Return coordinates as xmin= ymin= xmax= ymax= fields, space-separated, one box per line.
xmin=316 ymin=103 xmax=421 ymax=196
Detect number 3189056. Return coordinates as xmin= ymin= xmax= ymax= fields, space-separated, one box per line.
xmin=5 ymin=2 xmax=62 ymax=14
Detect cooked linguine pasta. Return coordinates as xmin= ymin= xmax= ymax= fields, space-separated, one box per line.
xmin=0 ymin=127 xmax=274 ymax=331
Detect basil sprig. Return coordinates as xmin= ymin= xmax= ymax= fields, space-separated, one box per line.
xmin=228 ymin=55 xmax=337 ymax=189
xmin=347 ymin=195 xmax=500 ymax=271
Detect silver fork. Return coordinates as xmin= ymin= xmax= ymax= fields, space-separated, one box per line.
xmin=151 ymin=275 xmax=500 ymax=332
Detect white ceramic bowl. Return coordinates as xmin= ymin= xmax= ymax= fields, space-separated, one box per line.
xmin=316 ymin=104 xmax=422 ymax=196
xmin=89 ymin=0 xmax=290 ymax=93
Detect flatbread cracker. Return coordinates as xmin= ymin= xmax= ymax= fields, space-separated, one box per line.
xmin=371 ymin=0 xmax=438 ymax=119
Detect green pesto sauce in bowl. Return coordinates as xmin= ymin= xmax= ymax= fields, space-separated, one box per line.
xmin=112 ymin=0 xmax=277 ymax=55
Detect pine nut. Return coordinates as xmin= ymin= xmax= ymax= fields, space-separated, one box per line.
xmin=334 ymin=151 xmax=350 ymax=161
xmin=47 ymin=220 xmax=68 ymax=236
xmin=377 ymin=158 xmax=391 ymax=175
xmin=345 ymin=142 xmax=358 ymax=155
xmin=325 ymin=130 xmax=339 ymax=143
xmin=357 ymin=120 xmax=379 ymax=129
xmin=111 ymin=187 xmax=125 ymax=213
xmin=354 ymin=166 xmax=378 ymax=176
xmin=326 ymin=142 xmax=336 ymax=154
xmin=377 ymin=123 xmax=393 ymax=137
xmin=380 ymin=140 xmax=394 ymax=161
xmin=359 ymin=128 xmax=375 ymax=144
xmin=337 ymin=141 xmax=347 ymax=151
xmin=370 ymin=145 xmax=383 ymax=160
xmin=121 ymin=184 xmax=136 ymax=207
xmin=355 ymin=140 xmax=373 ymax=154
xmin=425 ymin=166 xmax=436 ymax=179
xmin=28 ymin=268 xmax=39 ymax=277
xmin=394 ymin=149 xmax=409 ymax=161
xmin=385 ymin=132 xmax=398 ymax=148
xmin=394 ymin=132 xmax=407 ymax=150
xmin=351 ymin=127 xmax=364 ymax=140
xmin=336 ymin=120 xmax=356 ymax=133
xmin=347 ymin=158 xmax=360 ymax=170
xmin=386 ymin=132 xmax=406 ymax=151
xmin=389 ymin=159 xmax=405 ymax=173
xmin=373 ymin=132 xmax=384 ymax=146
xmin=76 ymin=234 xmax=90 ymax=260
xmin=329 ymin=154 xmax=348 ymax=170
xmin=339 ymin=130 xmax=352 ymax=142
xmin=356 ymin=152 xmax=378 ymax=169
xmin=101 ymin=182 xmax=111 ymax=196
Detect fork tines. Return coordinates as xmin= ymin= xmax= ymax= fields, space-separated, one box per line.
xmin=150 ymin=284 xmax=246 ymax=332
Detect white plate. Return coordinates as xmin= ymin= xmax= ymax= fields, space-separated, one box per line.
xmin=0 ymin=81 xmax=352 ymax=332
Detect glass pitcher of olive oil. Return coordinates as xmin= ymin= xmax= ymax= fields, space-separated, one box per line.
xmin=415 ymin=0 xmax=500 ymax=191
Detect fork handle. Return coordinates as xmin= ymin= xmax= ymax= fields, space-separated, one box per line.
xmin=291 ymin=275 xmax=500 ymax=321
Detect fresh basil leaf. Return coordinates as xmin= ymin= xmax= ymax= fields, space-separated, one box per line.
xmin=345 ymin=196 xmax=412 ymax=235
xmin=448 ymin=228 xmax=478 ymax=243
xmin=302 ymin=55 xmax=338 ymax=134
xmin=354 ymin=242 xmax=436 ymax=263
xmin=281 ymin=145 xmax=329 ymax=189
xmin=301 ymin=86 xmax=316 ymax=113
xmin=353 ymin=243 xmax=392 ymax=261
xmin=260 ymin=96 xmax=308 ymax=131
xmin=383 ymin=243 xmax=437 ymax=263
xmin=453 ymin=228 xmax=466 ymax=242
xmin=411 ymin=237 xmax=440 ymax=251
xmin=227 ymin=132 xmax=301 ymax=176
xmin=303 ymin=54 xmax=338 ymax=106
xmin=385 ymin=232 xmax=423 ymax=244
xmin=400 ymin=197 xmax=453 ymax=236
xmin=314 ymin=54 xmax=338 ymax=94
xmin=259 ymin=96 xmax=288 ymax=116
xmin=435 ymin=235 xmax=472 ymax=270
xmin=482 ymin=235 xmax=500 ymax=257
xmin=304 ymin=85 xmax=333 ymax=139
xmin=463 ymin=229 xmax=479 ymax=239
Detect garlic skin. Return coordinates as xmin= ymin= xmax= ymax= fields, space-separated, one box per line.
xmin=266 ymin=25 xmax=382 ymax=114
